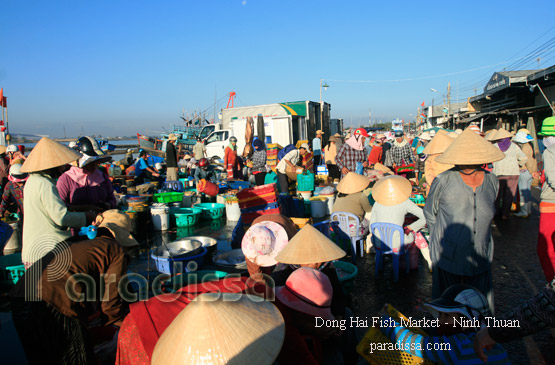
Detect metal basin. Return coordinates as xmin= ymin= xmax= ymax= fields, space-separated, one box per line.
xmin=152 ymin=239 xmax=202 ymax=259
xmin=186 ymin=236 xmax=217 ymax=248
xmin=213 ymin=249 xmax=247 ymax=273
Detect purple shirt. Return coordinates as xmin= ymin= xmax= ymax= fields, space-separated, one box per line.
xmin=57 ymin=167 xmax=116 ymax=209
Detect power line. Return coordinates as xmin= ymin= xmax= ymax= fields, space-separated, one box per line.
xmin=325 ymin=48 xmax=555 ymax=84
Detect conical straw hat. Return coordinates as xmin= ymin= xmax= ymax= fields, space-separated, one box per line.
xmin=275 ymin=224 xmax=346 ymax=264
xmin=152 ymin=293 xmax=285 ymax=365
xmin=373 ymin=162 xmax=392 ymax=174
xmin=436 ymin=127 xmax=505 ymax=165
xmin=336 ymin=172 xmax=371 ymax=194
xmin=485 ymin=129 xmax=497 ymax=141
xmin=21 ymin=137 xmax=81 ymax=173
xmin=490 ymin=128 xmax=512 ymax=141
xmin=371 ymin=175 xmax=412 ymax=206
xmin=422 ymin=132 xmax=455 ymax=155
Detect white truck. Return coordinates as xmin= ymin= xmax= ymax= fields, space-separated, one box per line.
xmin=203 ymin=101 xmax=330 ymax=159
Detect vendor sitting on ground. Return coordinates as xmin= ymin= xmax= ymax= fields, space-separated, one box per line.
xmin=21 ymin=137 xmax=97 ymax=268
xmin=275 ymin=267 xmax=358 ymax=364
xmin=332 ymin=172 xmax=373 ymax=235
xmin=134 ymin=149 xmax=160 ymax=182
xmin=10 ymin=210 xmax=138 ymax=364
xmin=370 ymin=175 xmax=431 ymax=269
xmin=0 ymin=163 xmax=27 ymax=219
xmin=119 ymin=148 xmax=135 ymax=169
xmin=378 ymin=284 xmax=508 ymax=364
xmin=57 ymin=136 xmax=116 ymax=213
xmin=274 ymin=224 xmax=348 ymax=320
xmin=275 ymin=143 xmax=310 ymax=194
xmin=151 ymin=293 xmax=285 ymax=365
xmin=193 ymin=157 xmax=216 ymax=184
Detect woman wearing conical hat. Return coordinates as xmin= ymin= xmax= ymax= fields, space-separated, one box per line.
xmin=370 ymin=175 xmax=432 ymax=270
xmin=273 ymin=224 xmax=347 ymax=317
xmin=331 ymin=172 xmax=373 ymax=235
xmin=424 ymin=127 xmax=505 ymax=314
xmin=422 ymin=130 xmax=455 ymax=196
xmin=20 ymin=137 xmax=97 ymax=267
xmin=490 ymin=128 xmax=528 ymax=220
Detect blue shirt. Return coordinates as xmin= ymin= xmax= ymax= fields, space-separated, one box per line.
xmin=135 ymin=158 xmax=149 ymax=177
xmin=313 ymin=137 xmax=322 ymax=156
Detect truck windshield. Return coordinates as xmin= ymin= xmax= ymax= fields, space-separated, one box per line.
xmin=200 ymin=125 xmax=215 ymax=140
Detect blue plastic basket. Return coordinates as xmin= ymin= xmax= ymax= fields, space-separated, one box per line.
xmin=151 ymin=247 xmax=207 ymax=275
xmin=227 ymin=181 xmax=251 ymax=190
xmin=239 ymin=202 xmax=279 ymax=214
xmin=164 ymin=180 xmax=184 ymax=192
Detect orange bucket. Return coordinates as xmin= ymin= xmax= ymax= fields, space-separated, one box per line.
xmin=197 ymin=179 xmax=219 ymax=196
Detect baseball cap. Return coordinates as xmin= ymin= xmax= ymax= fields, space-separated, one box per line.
xmin=354 ymin=128 xmax=369 ymax=137
xmin=300 ymin=143 xmax=310 ymax=151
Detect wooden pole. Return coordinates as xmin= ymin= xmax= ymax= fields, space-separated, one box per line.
xmin=5 ymin=98 xmax=9 ymax=135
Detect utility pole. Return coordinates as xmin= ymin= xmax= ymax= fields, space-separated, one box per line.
xmin=447 ymin=82 xmax=451 ymax=129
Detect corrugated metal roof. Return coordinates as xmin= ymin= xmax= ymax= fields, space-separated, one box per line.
xmin=498 ymin=70 xmax=538 ymax=78
xmin=527 ymin=65 xmax=555 ymax=81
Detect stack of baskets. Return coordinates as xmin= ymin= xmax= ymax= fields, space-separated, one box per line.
xmin=236 ymin=183 xmax=281 ymax=225
xmin=266 ymin=143 xmax=282 ymax=171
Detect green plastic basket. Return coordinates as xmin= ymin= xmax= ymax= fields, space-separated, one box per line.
xmin=297 ymin=171 xmax=315 ymax=191
xmin=334 ymin=260 xmax=358 ymax=294
xmin=0 ymin=253 xmax=25 ymax=286
xmin=409 ymin=194 xmax=426 ymax=205
xmin=194 ymin=203 xmax=226 ymax=220
xmin=153 ymin=192 xmax=184 ymax=203
xmin=175 ymin=208 xmax=202 ymax=227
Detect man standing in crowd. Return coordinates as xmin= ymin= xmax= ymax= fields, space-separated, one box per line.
xmin=165 ymin=133 xmax=178 ymax=181
xmin=193 ymin=137 xmax=206 ymax=160
xmin=312 ymin=130 xmax=324 ymax=167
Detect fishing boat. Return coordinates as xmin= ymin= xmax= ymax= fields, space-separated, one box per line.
xmin=137 ymin=133 xmax=156 ymax=149
xmin=97 ymin=139 xmax=116 ymax=152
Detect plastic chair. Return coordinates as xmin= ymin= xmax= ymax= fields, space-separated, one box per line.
xmin=330 ymin=212 xmax=364 ymax=264
xmin=371 ymin=222 xmax=409 ymax=282
xmin=312 ymin=220 xmax=330 ymax=238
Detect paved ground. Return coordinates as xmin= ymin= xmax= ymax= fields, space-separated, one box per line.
xmin=350 ymin=187 xmax=555 ymax=364
xmin=2 ymin=188 xmax=554 ymax=363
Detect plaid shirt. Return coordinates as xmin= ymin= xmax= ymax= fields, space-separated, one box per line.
xmin=0 ymin=180 xmax=24 ymax=217
xmin=336 ymin=144 xmax=367 ymax=176
xmin=385 ymin=141 xmax=414 ymax=166
xmin=251 ymin=150 xmax=267 ymax=172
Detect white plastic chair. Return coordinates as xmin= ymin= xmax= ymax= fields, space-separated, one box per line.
xmin=330 ymin=212 xmax=365 ymax=264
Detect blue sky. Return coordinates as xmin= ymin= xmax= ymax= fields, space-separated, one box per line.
xmin=2 ymin=0 xmax=555 ymax=137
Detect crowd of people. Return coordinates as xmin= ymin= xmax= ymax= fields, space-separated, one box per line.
xmin=1 ymin=119 xmax=554 ymax=364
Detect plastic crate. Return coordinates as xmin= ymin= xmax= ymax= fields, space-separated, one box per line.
xmin=164 ymin=180 xmax=184 ymax=192
xmin=0 ymin=253 xmax=25 ymax=286
xmin=153 ymin=192 xmax=184 ymax=203
xmin=356 ymin=304 xmax=434 ymax=365
xmin=227 ymin=181 xmax=251 ymax=190
xmin=240 ymin=202 xmax=279 ymax=215
xmin=241 ymin=207 xmax=282 ymax=225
